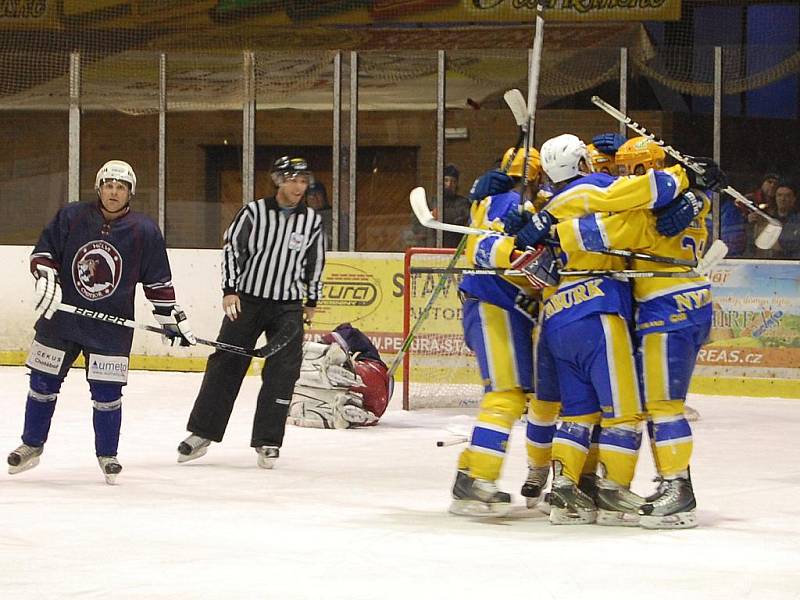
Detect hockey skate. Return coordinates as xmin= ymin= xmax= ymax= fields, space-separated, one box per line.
xmin=520 ymin=465 xmax=550 ymax=509
xmin=549 ymin=462 xmax=597 ymax=525
xmin=639 ymin=472 xmax=697 ymax=529
xmin=7 ymin=444 xmax=43 ymax=475
xmin=98 ymin=456 xmax=123 ymax=485
xmin=256 ymin=445 xmax=280 ymax=469
xmin=578 ymin=473 xmax=600 ymax=502
xmin=449 ymin=470 xmax=512 ymax=517
xmin=595 ymin=479 xmax=646 ymax=527
xmin=177 ymin=434 xmax=211 ymax=464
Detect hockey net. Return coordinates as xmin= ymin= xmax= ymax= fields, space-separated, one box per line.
xmin=402 ymin=247 xmax=483 ymax=410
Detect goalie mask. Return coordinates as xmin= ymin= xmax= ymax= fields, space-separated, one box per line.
xmin=271 ymin=155 xmax=315 ymax=186
xmin=616 ymin=137 xmax=666 ymax=177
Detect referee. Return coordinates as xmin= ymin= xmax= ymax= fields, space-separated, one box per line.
xmin=177 ymin=156 xmax=325 ymax=468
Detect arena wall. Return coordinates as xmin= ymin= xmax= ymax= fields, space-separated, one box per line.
xmin=0 ymin=246 xmax=798 ymax=398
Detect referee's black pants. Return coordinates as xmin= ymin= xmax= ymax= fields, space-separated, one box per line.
xmin=187 ymin=294 xmax=304 ymax=448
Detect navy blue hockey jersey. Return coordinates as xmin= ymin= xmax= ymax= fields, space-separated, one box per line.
xmin=31 ymin=201 xmax=176 ymax=355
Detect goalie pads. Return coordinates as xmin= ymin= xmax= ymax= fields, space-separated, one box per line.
xmin=288 ymin=387 xmax=378 ymax=429
xmin=288 ymin=341 xmax=380 ymax=429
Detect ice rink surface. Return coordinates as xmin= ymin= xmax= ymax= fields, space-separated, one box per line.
xmin=1 ymin=366 xmax=798 ymax=600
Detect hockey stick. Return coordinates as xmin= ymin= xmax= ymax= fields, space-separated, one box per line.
xmin=590 ymin=95 xmax=782 ymax=250
xmin=521 ymin=1 xmax=545 ymax=187
xmin=411 ymin=186 xmax=722 ymax=268
xmin=436 ymin=436 xmax=469 ymax=448
xmin=56 ymin=303 xmax=299 ymax=359
xmin=561 ymin=269 xmax=700 ymax=280
xmin=504 ymin=89 xmax=528 ymax=131
xmin=410 ymin=266 xmax=523 ymax=277
xmin=564 ymin=239 xmax=728 ymax=278
xmin=500 ymin=89 xmax=528 ymax=173
xmin=413 ymin=266 xmax=698 ymax=279
xmin=392 ymin=94 xmax=533 ymax=384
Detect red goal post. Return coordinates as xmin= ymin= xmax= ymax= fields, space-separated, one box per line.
xmin=402 ymin=247 xmax=482 ymax=410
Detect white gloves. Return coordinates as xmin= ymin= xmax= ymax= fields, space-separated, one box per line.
xmin=33 ymin=265 xmax=62 ymax=320
xmin=153 ymin=306 xmax=197 ymax=347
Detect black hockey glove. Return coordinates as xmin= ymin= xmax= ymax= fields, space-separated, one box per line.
xmin=685 ymin=158 xmax=727 ymax=193
xmin=655 ymin=190 xmax=706 ymax=237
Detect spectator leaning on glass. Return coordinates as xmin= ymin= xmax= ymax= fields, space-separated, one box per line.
xmin=744 ymin=172 xmax=780 ymax=254
xmin=177 ymin=155 xmax=325 ymax=469
xmin=764 ymin=181 xmax=800 ymax=259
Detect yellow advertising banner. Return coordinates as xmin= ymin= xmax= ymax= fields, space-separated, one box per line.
xmin=308 ymin=251 xmax=406 ymax=354
xmin=308 ymin=251 xmax=479 ymax=392
xmin=309 ymin=253 xmax=800 ymax=398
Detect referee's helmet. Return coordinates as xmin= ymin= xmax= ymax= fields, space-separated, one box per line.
xmin=271 ymin=156 xmax=314 ymax=186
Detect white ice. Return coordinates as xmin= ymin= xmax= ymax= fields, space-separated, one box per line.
xmin=1 ymin=365 xmax=798 ymax=600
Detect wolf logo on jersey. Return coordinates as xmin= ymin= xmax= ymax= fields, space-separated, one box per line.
xmin=72 ymin=240 xmax=122 ymax=301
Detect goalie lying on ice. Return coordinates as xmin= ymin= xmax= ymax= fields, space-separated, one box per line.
xmin=288 ymin=325 xmax=391 ymax=429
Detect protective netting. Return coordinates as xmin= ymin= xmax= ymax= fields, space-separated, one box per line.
xmin=403 ymin=248 xmax=482 ymax=410
xmin=0 ymin=2 xmax=796 ymax=112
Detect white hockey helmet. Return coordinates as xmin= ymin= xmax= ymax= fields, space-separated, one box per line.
xmin=540 ymin=134 xmax=592 ymax=184
xmin=95 ymin=160 xmax=137 ymax=196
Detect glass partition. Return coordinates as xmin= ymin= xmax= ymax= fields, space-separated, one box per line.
xmin=254 ymin=51 xmax=336 ymax=250
xmin=357 ymin=51 xmax=438 ymax=252
xmin=166 ymin=52 xmax=245 ymax=249
xmin=0 ymin=52 xmax=69 ymax=245
xmin=81 ymin=51 xmax=159 ymax=227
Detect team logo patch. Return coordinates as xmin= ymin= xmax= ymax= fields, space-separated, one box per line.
xmin=288 ymin=232 xmax=304 ymax=251
xmin=72 ymin=240 xmax=123 ymax=301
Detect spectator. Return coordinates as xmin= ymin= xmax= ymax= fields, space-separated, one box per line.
xmin=744 ymin=172 xmax=780 ymax=254
xmin=306 ymin=182 xmax=332 ymax=250
xmin=441 ymin=164 xmax=471 ymax=248
xmin=747 ymin=171 xmax=780 ymax=213
xmin=764 ymin=181 xmax=800 ymax=258
xmin=404 ymin=164 xmax=471 ymax=249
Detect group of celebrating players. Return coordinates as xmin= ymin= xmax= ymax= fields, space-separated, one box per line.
xmin=449 ymin=131 xmax=725 ymax=529
xmin=4 ymin=125 xmax=721 ymax=531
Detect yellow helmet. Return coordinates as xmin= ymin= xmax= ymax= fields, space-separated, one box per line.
xmin=586 ymin=143 xmax=616 ymax=175
xmin=501 ymin=146 xmax=541 ymax=180
xmin=615 ymin=136 xmax=666 ymax=176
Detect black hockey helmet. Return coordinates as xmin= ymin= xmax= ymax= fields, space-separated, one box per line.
xmin=271 ymin=155 xmax=314 ymax=185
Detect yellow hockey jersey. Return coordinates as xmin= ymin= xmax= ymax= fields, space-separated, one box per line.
xmin=557 ymin=191 xmax=712 ymax=334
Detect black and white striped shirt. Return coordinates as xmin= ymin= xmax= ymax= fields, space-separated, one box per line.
xmin=222 ymin=197 xmax=325 ymax=305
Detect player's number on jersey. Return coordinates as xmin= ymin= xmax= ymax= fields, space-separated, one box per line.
xmin=681 ymin=236 xmax=706 ymax=262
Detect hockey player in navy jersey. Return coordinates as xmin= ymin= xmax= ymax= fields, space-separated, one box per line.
xmin=7 ymin=160 xmax=195 ymax=484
